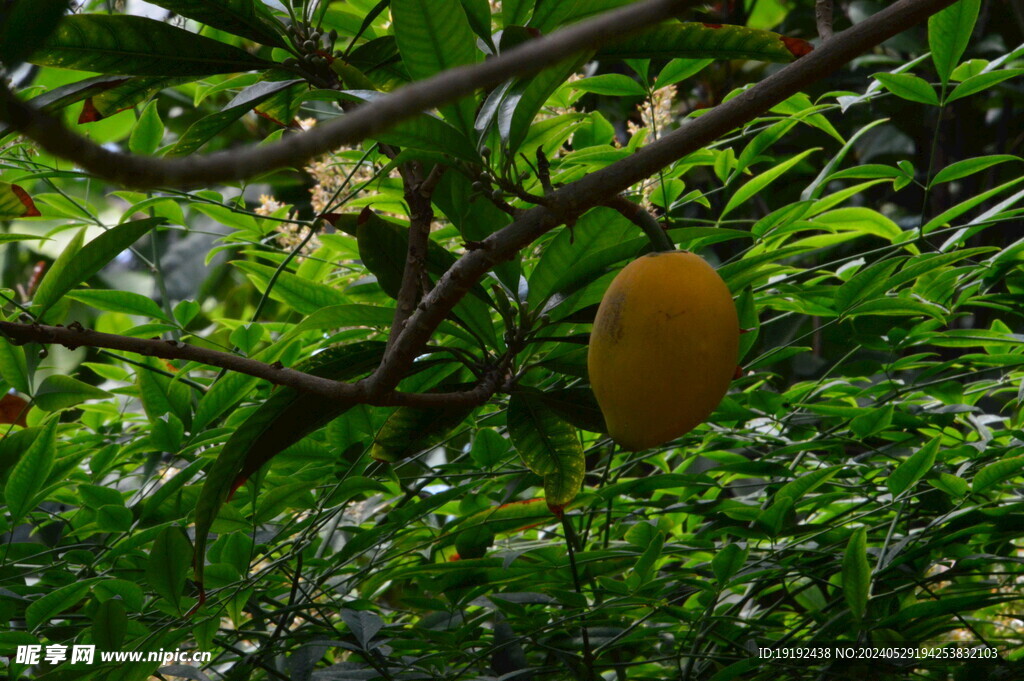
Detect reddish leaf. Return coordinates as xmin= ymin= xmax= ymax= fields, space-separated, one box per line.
xmin=781 ymin=36 xmax=814 ymax=58
xmin=78 ymin=98 xmax=103 ymax=123
xmin=10 ymin=185 xmax=40 ymax=217
xmin=0 ymin=393 xmax=29 ymax=427
xmin=703 ymin=23 xmax=724 ymax=29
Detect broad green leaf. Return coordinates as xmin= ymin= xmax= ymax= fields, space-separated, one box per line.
xmin=500 ymin=56 xmax=585 ymax=153
xmin=712 ymin=543 xmax=745 ymax=583
xmin=846 ymin=297 xmax=947 ymax=322
xmin=65 ymin=288 xmax=171 ymax=321
xmin=921 ymin=176 xmax=1024 ymax=234
xmin=88 ymin=77 xmax=183 ymax=121
xmin=930 ymin=154 xmax=1021 ymax=186
xmin=929 ymin=0 xmax=981 ymax=84
xmin=973 ymin=455 xmax=1024 ymax=494
xmin=842 ymin=527 xmax=870 ymax=619
xmin=0 ymin=332 xmax=31 ymax=394
xmin=143 ymin=0 xmax=285 ymax=47
xmin=0 ymin=183 xmax=41 ymax=219
xmin=371 ymin=402 xmax=475 ymax=462
xmin=528 ymin=206 xmax=641 ymax=308
xmin=597 ymin=22 xmax=808 ymax=63
xmin=233 ymin=261 xmax=348 ymax=314
xmin=146 ymin=526 xmax=192 ymax=613
xmin=33 ymin=218 xmax=165 ymax=317
xmin=0 ymin=0 xmax=69 ymax=66
xmin=92 ymin=598 xmax=128 ymax=650
xmin=946 ymin=69 xmax=1024 ymax=103
xmin=887 ymin=437 xmax=940 ymax=495
xmin=803 ymin=118 xmax=890 ymax=200
xmin=33 ymin=14 xmax=270 ymax=76
xmin=653 ymin=58 xmax=713 ymax=89
xmin=930 ymin=472 xmax=968 ymax=498
xmin=335 ymin=90 xmax=481 ymax=164
xmin=501 ymin=0 xmax=532 ymax=26
xmin=26 ymin=579 xmax=95 ymax=632
xmin=566 ymin=74 xmax=646 ymax=97
xmin=721 ymin=149 xmax=817 ymax=220
xmin=776 ymin=466 xmax=841 ymax=504
xmin=167 ymin=80 xmax=302 ymax=156
xmin=193 ymin=342 xmax=386 ymax=588
xmin=34 ymin=375 xmax=112 ymax=412
xmin=391 ymin=0 xmax=479 ymax=136
xmin=507 ymin=391 xmax=585 ymax=510
xmin=873 ymin=73 xmax=939 ymax=106
xmin=811 ymin=207 xmax=903 ymax=242
xmin=4 ymin=419 xmax=57 ymax=524
xmin=128 ymin=100 xmax=163 ymax=154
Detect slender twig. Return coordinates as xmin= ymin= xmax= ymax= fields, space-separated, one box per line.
xmin=816 ymin=0 xmax=835 ymax=41
xmin=603 ymin=195 xmax=675 ymax=252
xmin=0 ymin=0 xmax=695 ymax=188
xmin=0 ymin=320 xmax=498 ymax=408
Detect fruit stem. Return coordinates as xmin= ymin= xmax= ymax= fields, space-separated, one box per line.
xmin=604 ymin=196 xmax=675 ymax=252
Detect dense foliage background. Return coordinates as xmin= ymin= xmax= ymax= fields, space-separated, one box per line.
xmin=1 ymin=0 xmax=1023 ymax=679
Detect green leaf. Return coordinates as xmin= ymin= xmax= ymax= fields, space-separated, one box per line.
xmin=846 ymin=297 xmax=947 ymax=322
xmin=0 ymin=334 xmax=31 ymax=394
xmin=712 ymin=543 xmax=746 ymax=583
xmin=811 ymin=207 xmax=903 ymax=242
xmin=143 ymin=0 xmax=285 ymax=47
xmin=873 ymin=73 xmax=939 ymax=106
xmin=391 ymin=0 xmax=479 ymax=136
xmin=233 ymin=261 xmax=349 ymax=314
xmin=0 ymin=0 xmax=69 ymax=66
xmin=193 ymin=342 xmax=386 ymax=588
xmin=721 ymin=149 xmax=817 ymax=220
xmin=92 ymin=598 xmax=128 ymax=650
xmin=33 ymin=218 xmax=165 ymax=317
xmin=4 ymin=419 xmax=57 ymax=524
xmin=922 ymin=177 xmax=1024 ymax=234
xmin=887 ymin=437 xmax=940 ymax=496
xmin=776 ymin=466 xmax=841 ymax=504
xmin=34 ymin=375 xmax=112 ymax=412
xmin=33 ymin=14 xmax=270 ymax=76
xmin=567 ymin=74 xmax=646 ymax=97
xmin=597 ymin=22 xmax=806 ymax=63
xmin=972 ymin=455 xmax=1024 ymax=494
xmin=841 ymin=527 xmax=870 ymax=619
xmin=65 ymin=288 xmax=171 ymax=321
xmin=26 ymin=579 xmax=95 ymax=632
xmin=946 ymin=69 xmax=1024 ymax=103
xmin=338 ymin=90 xmax=482 ymax=163
xmin=930 ymin=154 xmax=1021 ymax=186
xmin=146 ymin=526 xmax=192 ymax=613
xmin=507 ymin=391 xmax=585 ymax=510
xmin=128 ymin=100 xmax=164 ymax=154
xmin=502 ymin=0 xmax=532 ymax=26
xmin=167 ymin=80 xmax=302 ymax=156
xmin=653 ymin=58 xmax=713 ymax=89
xmin=928 ymin=0 xmax=981 ymax=84
xmin=499 ymin=56 xmax=585 ymax=154
xmin=0 ymin=183 xmax=41 ymax=219
xmin=528 ymin=206 xmax=642 ymax=308
xmin=930 ymin=472 xmax=969 ymax=498
xmin=371 ymin=402 xmax=475 ymax=462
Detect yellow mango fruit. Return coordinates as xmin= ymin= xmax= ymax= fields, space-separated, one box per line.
xmin=588 ymin=251 xmax=739 ymax=451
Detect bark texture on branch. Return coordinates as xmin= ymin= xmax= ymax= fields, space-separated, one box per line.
xmin=0 ymin=0 xmax=693 ymax=188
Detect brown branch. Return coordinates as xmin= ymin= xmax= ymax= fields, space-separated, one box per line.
xmin=0 ymin=0 xmax=695 ymax=189
xmin=0 ymin=321 xmax=493 ymax=409
xmin=387 ymin=163 xmax=443 ymax=350
xmin=816 ymin=0 xmax=835 ymax=41
xmin=366 ymin=0 xmax=960 ymax=393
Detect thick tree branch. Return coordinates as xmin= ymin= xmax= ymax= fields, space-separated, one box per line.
xmin=367 ymin=0 xmax=959 ymax=392
xmin=0 ymin=321 xmax=493 ymax=409
xmin=0 ymin=0 xmax=694 ymax=189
